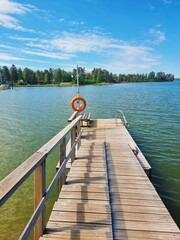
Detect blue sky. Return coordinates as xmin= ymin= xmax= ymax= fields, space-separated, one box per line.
xmin=0 ymin=0 xmax=180 ymax=77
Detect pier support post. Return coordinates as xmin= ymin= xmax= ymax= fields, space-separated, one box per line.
xmin=59 ymin=137 xmax=66 ymax=191
xmin=71 ymin=126 xmax=76 ymax=163
xmin=34 ymin=159 xmax=46 ymax=240
xmin=76 ymin=121 xmax=81 ymax=149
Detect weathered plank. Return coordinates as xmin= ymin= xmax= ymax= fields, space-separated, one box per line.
xmin=114 ymin=230 xmax=180 ymax=240
xmin=53 ymin=202 xmax=111 ymax=213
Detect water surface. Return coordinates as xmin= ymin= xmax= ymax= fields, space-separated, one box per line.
xmin=0 ymin=82 xmax=179 ymax=239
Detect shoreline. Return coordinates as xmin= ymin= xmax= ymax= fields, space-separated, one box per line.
xmin=13 ymin=80 xmax=177 ymax=88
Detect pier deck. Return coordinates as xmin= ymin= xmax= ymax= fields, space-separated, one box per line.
xmin=40 ymin=119 xmax=180 ymax=240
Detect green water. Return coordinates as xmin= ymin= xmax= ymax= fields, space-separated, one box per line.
xmin=0 ymin=82 xmax=180 ymax=239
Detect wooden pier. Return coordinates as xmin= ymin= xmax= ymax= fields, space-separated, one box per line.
xmin=41 ymin=119 xmax=179 ymax=240
xmin=0 ymin=116 xmax=179 ymax=240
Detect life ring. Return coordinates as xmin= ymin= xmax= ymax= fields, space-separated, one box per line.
xmin=70 ymin=96 xmax=86 ymax=112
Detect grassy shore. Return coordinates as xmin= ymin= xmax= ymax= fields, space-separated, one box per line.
xmin=14 ymin=82 xmax=76 ymax=87
xmin=14 ymin=82 xmax=112 ymax=87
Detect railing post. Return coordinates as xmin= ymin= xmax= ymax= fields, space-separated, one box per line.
xmin=59 ymin=137 xmax=66 ymax=191
xmin=76 ymin=121 xmax=81 ymax=150
xmin=34 ymin=160 xmax=46 ymax=240
xmin=71 ymin=126 xmax=76 ymax=163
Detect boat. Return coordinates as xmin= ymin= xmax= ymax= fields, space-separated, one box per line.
xmin=0 ymin=66 xmax=11 ymax=90
xmin=0 ymin=84 xmax=10 ymax=90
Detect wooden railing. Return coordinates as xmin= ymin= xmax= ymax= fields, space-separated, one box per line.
xmin=0 ymin=114 xmax=82 ymax=240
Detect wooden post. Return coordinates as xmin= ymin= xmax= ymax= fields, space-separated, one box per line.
xmin=71 ymin=126 xmax=76 ymax=163
xmin=77 ymin=121 xmax=81 ymax=150
xmin=59 ymin=137 xmax=66 ymax=191
xmin=34 ymin=160 xmax=46 ymax=240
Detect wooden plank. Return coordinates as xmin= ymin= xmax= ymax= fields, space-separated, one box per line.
xmin=112 ymin=204 xmax=170 ymax=215
xmin=67 ymin=172 xmax=107 ymax=179
xmin=72 ymin=162 xmax=106 ymax=167
xmin=53 ymin=202 xmax=111 ymax=213
xmin=46 ymin=221 xmax=112 ymax=230
xmin=65 ymin=178 xmax=107 ymax=185
xmin=70 ymin=166 xmax=107 ymax=172
xmin=61 ymin=184 xmax=109 ymax=193
xmin=49 ymin=211 xmax=111 ymax=225
xmin=112 ymin=211 xmax=176 ymax=223
xmin=114 ymin=230 xmax=180 ymax=240
xmin=42 ymin=225 xmax=113 ymax=240
xmin=113 ymin=220 xmax=179 ymax=232
xmin=59 ymin=190 xmax=109 ymax=201
xmin=40 ymin=228 xmax=112 ymax=240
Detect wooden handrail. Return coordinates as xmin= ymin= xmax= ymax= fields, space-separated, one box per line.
xmin=0 ymin=114 xmax=82 ymax=240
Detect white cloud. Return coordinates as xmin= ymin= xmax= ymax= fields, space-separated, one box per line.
xmin=0 ymin=13 xmax=33 ymax=31
xmin=0 ymin=44 xmax=16 ymax=50
xmin=50 ymin=31 xmax=161 ymax=73
xmin=89 ymin=44 xmax=160 ymax=73
xmin=9 ymin=36 xmax=39 ymax=41
xmin=0 ymin=0 xmax=34 ymax=14
xmin=161 ymin=0 xmax=172 ymax=5
xmin=51 ymin=32 xmax=118 ymax=53
xmin=0 ymin=52 xmax=22 ymax=61
xmin=69 ymin=20 xmax=85 ymax=26
xmin=59 ymin=18 xmax=65 ymax=22
xmin=22 ymin=49 xmax=73 ymax=60
xmin=0 ymin=0 xmax=35 ymax=31
xmin=149 ymin=28 xmax=166 ymax=44
xmin=2 ymin=29 xmax=162 ymax=74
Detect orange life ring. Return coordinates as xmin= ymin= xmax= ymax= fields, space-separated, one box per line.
xmin=70 ymin=96 xmax=86 ymax=112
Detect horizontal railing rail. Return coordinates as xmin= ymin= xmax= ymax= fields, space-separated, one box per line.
xmin=0 ymin=114 xmax=82 ymax=240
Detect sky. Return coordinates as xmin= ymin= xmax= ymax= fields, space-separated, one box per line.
xmin=0 ymin=0 xmax=180 ymax=77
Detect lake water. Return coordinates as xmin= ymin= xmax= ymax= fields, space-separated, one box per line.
xmin=0 ymin=82 xmax=180 ymax=239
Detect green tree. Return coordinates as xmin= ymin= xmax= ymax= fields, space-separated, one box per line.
xmin=118 ymin=74 xmax=126 ymax=83
xmin=22 ymin=68 xmax=30 ymax=84
xmin=156 ymin=72 xmax=166 ymax=81
xmin=23 ymin=68 xmax=37 ymax=84
xmin=0 ymin=66 xmax=4 ymax=83
xmin=3 ymin=66 xmax=10 ymax=81
xmin=72 ymin=68 xmax=77 ymax=84
xmin=17 ymin=68 xmax=23 ymax=81
xmin=102 ymin=69 xmax=109 ymax=83
xmin=72 ymin=67 xmax=86 ymax=84
xmin=44 ymin=70 xmax=50 ymax=84
xmin=53 ymin=68 xmax=62 ymax=83
xmin=165 ymin=74 xmax=174 ymax=81
xmin=49 ymin=68 xmax=53 ymax=83
xmin=10 ymin=64 xmax=18 ymax=83
xmin=61 ymin=70 xmax=72 ymax=82
xmin=109 ymin=72 xmax=114 ymax=82
xmin=91 ymin=68 xmax=98 ymax=82
xmin=148 ymin=71 xmax=155 ymax=81
xmin=96 ymin=68 xmax=103 ymax=83
xmin=35 ymin=70 xmax=42 ymax=83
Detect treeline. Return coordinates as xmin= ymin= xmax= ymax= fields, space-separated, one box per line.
xmin=0 ymin=64 xmax=174 ymax=85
